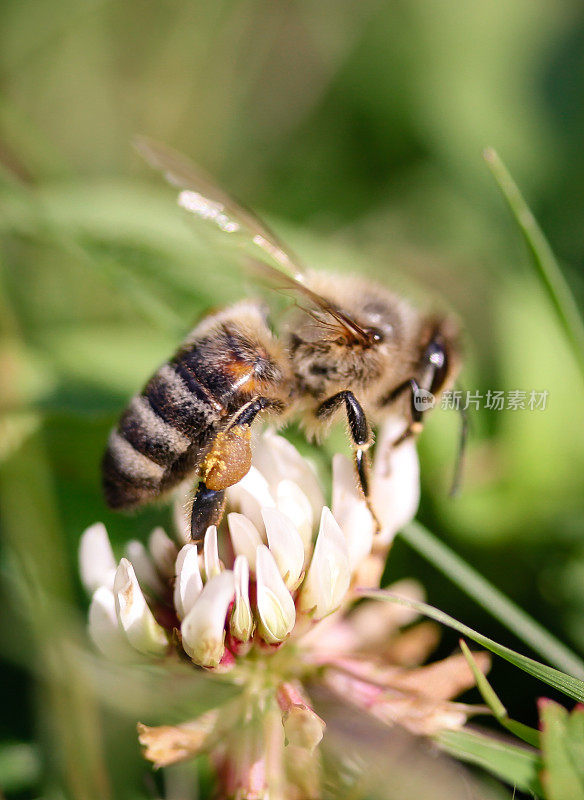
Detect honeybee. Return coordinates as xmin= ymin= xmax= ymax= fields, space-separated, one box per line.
xmin=103 ymin=139 xmax=461 ymax=544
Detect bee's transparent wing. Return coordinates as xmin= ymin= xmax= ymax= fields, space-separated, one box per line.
xmin=247 ymin=258 xmax=371 ymax=344
xmin=135 ymin=137 xmax=373 ymax=344
xmin=134 ymin=136 xmax=305 ymax=280
xmin=309 ymin=684 xmax=492 ymax=800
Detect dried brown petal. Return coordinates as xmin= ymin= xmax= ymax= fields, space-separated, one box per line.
xmin=137 ymin=710 xmax=219 ymax=768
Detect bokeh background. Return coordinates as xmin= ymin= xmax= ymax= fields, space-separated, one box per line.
xmin=1 ymin=0 xmax=584 ymax=797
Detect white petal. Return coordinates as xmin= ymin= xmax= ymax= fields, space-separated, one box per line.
xmin=181 ymin=571 xmax=235 ymax=667
xmin=299 ymin=507 xmax=350 ymax=620
xmin=332 ymin=455 xmax=375 ymax=571
xmin=79 ymin=523 xmax=116 ymax=593
xmin=253 ymin=431 xmax=324 ymax=524
xmin=88 ymin=586 xmax=137 ymax=662
xmin=255 ymin=545 xmax=296 ymax=643
xmin=230 ymin=556 xmax=254 ymax=642
xmin=149 ymin=527 xmax=178 ymax=579
xmin=174 ymin=544 xmax=203 ymax=620
xmin=203 ymin=526 xmax=221 ymax=580
xmin=113 ymin=559 xmax=168 ymax=657
xmin=262 ymin=507 xmax=305 ymax=590
xmin=276 ymin=479 xmax=314 ymax=554
xmin=371 ymin=418 xmax=420 ymax=547
xmin=226 ymin=466 xmax=275 ymax=534
xmin=125 ymin=540 xmax=165 ymax=597
xmin=172 ymin=491 xmax=191 ymax=545
xmin=228 ymin=513 xmax=262 ymax=570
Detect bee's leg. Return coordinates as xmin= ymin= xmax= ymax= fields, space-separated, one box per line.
xmin=317 ymin=390 xmax=371 ymax=448
xmin=190 ymin=482 xmax=226 ymax=546
xmin=226 ymin=396 xmax=279 ymax=430
xmin=381 ymin=378 xmax=424 ymax=445
xmin=317 ymin=391 xmax=380 ymax=530
xmin=190 ymin=397 xmax=282 ymax=545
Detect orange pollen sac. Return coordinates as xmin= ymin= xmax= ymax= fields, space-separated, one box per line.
xmin=204 ymin=426 xmax=253 ymax=491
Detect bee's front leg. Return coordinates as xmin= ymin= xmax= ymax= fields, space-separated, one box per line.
xmin=190 ymin=397 xmax=282 ymax=545
xmin=381 ymin=378 xmax=424 ymax=446
xmin=316 ymin=391 xmax=380 ymax=532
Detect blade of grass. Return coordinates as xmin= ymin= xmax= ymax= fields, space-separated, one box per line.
xmin=436 ymin=728 xmax=543 ymax=795
xmin=359 ymin=590 xmax=584 ymax=703
xmin=0 ymin=428 xmax=111 ymax=800
xmin=484 ymin=147 xmax=584 ymax=378
xmin=460 ymin=640 xmax=540 ymax=747
xmin=539 ymin=700 xmax=584 ymax=800
xmin=399 ymin=521 xmax=584 ymax=679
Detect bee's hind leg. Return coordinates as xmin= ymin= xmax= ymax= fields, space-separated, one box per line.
xmin=190 ymin=396 xmax=283 ymax=546
xmin=316 ymin=391 xmax=381 ymax=532
xmin=190 ymin=483 xmax=226 ymax=546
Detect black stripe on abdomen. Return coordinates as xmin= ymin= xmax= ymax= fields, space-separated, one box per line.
xmin=103 ymin=362 xmax=221 ymax=509
xmin=102 ymin=430 xmax=167 ymax=508
xmin=118 ymin=395 xmax=190 ymax=467
xmin=175 ymin=347 xmax=234 ymax=403
xmin=143 ymin=363 xmax=219 ymax=442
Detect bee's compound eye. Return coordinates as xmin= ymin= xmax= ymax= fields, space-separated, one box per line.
xmin=367 ymin=328 xmax=384 ymax=343
xmin=428 ymin=341 xmax=448 ymax=393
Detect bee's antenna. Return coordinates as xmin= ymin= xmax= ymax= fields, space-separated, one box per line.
xmin=449 ymin=385 xmax=469 ymax=498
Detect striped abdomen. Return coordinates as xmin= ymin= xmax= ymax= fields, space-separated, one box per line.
xmin=102 ymin=311 xmax=288 ymax=510
xmin=102 ymin=357 xmax=222 ymax=509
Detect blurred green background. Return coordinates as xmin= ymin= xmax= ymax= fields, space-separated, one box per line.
xmin=1 ymin=0 xmax=584 ymax=797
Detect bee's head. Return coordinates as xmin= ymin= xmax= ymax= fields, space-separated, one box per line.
xmin=288 ymin=277 xmax=415 ymax=397
xmin=352 ymin=298 xmax=403 ymax=349
xmin=301 ymin=274 xmax=411 ymax=349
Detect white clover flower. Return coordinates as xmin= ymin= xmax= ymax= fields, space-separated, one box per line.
xmin=298 ymin=507 xmax=351 ymax=620
xmin=255 ymin=544 xmax=296 ymax=643
xmin=230 ymin=555 xmax=254 ymax=646
xmin=79 ymin=522 xmax=117 ymax=593
xmin=371 ymin=416 xmax=421 ymax=547
xmin=173 ymin=543 xmax=203 ymax=620
xmin=181 ymin=570 xmax=235 ymax=667
xmin=113 ymin=558 xmax=168 ymax=657
xmin=80 ymin=428 xmax=486 ymax=799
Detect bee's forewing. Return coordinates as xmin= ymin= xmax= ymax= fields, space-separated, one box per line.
xmin=134 ymin=137 xmax=372 ymax=342
xmin=309 ymin=683 xmax=487 ymax=800
xmin=247 ymin=258 xmax=371 ymax=344
xmin=134 ymin=136 xmax=305 ymax=280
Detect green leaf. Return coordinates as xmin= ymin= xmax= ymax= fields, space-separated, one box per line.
xmin=484 ymin=147 xmax=584 ymax=379
xmin=539 ymin=700 xmax=584 ymax=800
xmin=566 ymin=706 xmax=584 ymax=772
xmin=436 ymin=728 xmax=542 ymax=795
xmin=460 ymin=640 xmax=540 ymax=747
xmin=359 ymin=590 xmax=584 ymax=703
xmin=399 ymin=521 xmax=584 ymax=679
